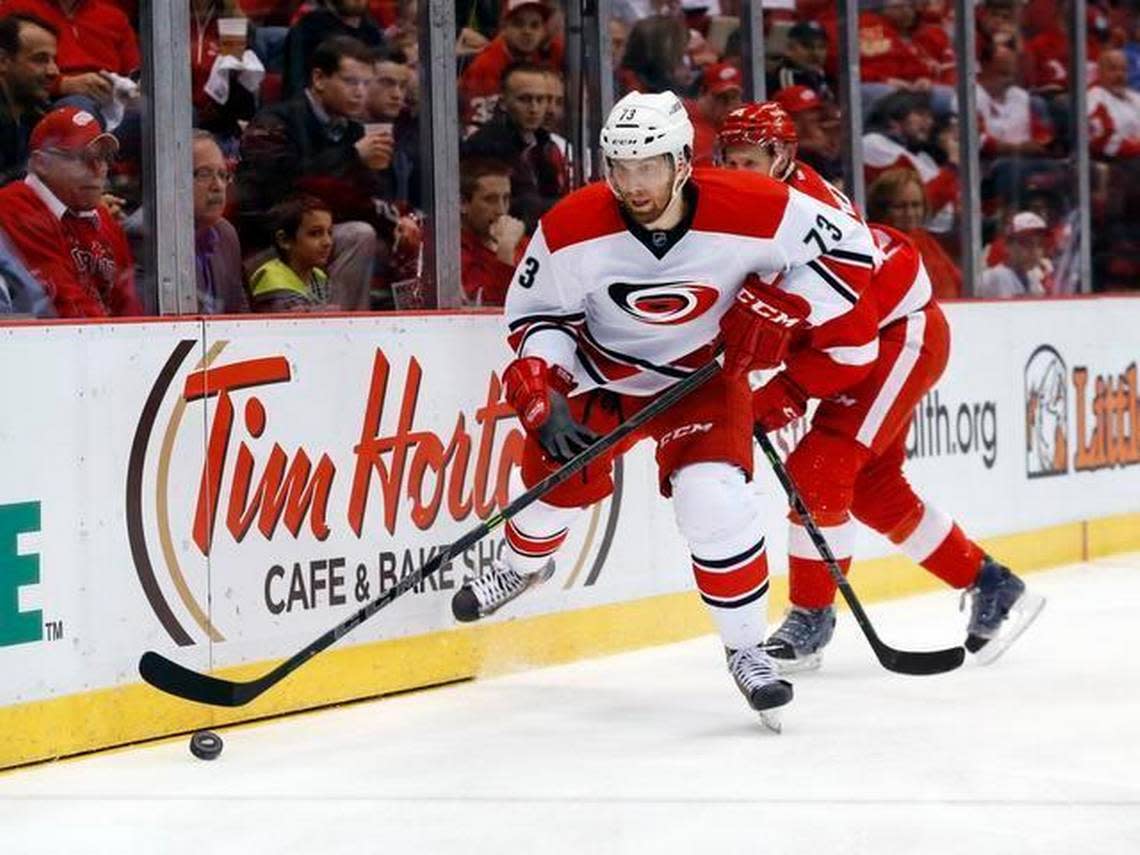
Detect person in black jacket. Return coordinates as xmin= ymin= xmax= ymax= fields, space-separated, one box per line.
xmin=461 ymin=61 xmax=567 ymax=233
xmin=238 ymin=35 xmax=388 ymax=311
xmin=282 ymin=0 xmax=384 ymax=99
xmin=0 ymin=14 xmax=57 ymax=185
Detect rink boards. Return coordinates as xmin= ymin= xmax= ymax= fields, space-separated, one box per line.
xmin=1 ymin=299 xmax=1138 ymax=768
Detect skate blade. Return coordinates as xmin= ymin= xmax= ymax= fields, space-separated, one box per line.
xmin=973 ymin=591 xmax=1046 ymax=666
xmin=770 ymin=652 xmax=822 ymax=675
xmin=758 ymin=710 xmax=783 ymax=734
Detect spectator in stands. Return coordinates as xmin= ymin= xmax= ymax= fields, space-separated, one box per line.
xmin=193 ymin=130 xmax=248 ymax=314
xmin=459 ymin=0 xmax=562 ymax=131
xmin=237 ymin=35 xmax=382 ymax=311
xmin=767 ymin=21 xmax=833 ymax=102
xmin=250 ymin=194 xmax=335 ymax=312
xmin=686 ymin=62 xmax=742 ymax=166
xmin=1088 ymin=48 xmax=1140 ymax=160
xmin=459 ymin=157 xmax=526 ymax=306
xmin=0 ymin=13 xmax=57 ymax=183
xmin=1025 ymin=3 xmax=1113 ymax=94
xmin=863 ymin=90 xmax=958 ymax=232
xmin=977 ymin=43 xmax=1053 ymax=158
xmin=866 ymin=167 xmax=962 ymax=299
xmin=979 ymin=211 xmax=1054 ymax=298
xmin=0 ymin=105 xmax=139 ymax=316
xmin=189 ymin=3 xmax=263 ymax=154
xmin=0 ymin=0 xmax=139 ymax=114
xmin=618 ymin=13 xmax=690 ymax=96
xmin=837 ymin=0 xmax=955 ymax=119
xmin=773 ymin=85 xmax=843 ymax=183
xmin=976 ymin=0 xmax=1021 ymax=55
xmin=0 ymin=226 xmax=52 ymax=314
xmin=461 ymin=61 xmax=567 ymax=232
xmin=365 ymin=44 xmax=419 ymax=205
xmin=282 ymin=0 xmax=384 ymax=98
xmin=541 ymin=67 xmax=569 ymax=154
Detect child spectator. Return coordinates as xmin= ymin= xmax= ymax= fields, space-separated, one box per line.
xmin=0 ymin=105 xmax=140 ymax=316
xmin=250 ymin=194 xmax=335 ymax=311
xmin=459 ymin=156 xmax=527 ymax=306
xmin=282 ymin=0 xmax=384 ymax=98
xmin=979 ymin=211 xmax=1055 ymax=297
xmin=237 ymin=35 xmax=383 ymax=311
xmin=460 ymin=0 xmax=563 ymax=131
xmin=0 ymin=13 xmax=57 ymax=184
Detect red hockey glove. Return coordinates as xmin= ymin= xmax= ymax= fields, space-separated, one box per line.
xmin=503 ymin=356 xmax=598 ymax=463
xmin=752 ymin=374 xmax=809 ymax=432
xmin=719 ymin=275 xmax=811 ymax=377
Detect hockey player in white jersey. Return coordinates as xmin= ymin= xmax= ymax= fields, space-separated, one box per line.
xmin=451 ymin=90 xmax=881 ymax=724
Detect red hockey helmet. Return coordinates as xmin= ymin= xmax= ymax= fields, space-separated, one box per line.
xmin=717 ymin=102 xmax=799 ymax=149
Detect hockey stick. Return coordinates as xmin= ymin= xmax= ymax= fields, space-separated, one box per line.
xmin=754 ymin=428 xmax=965 ymax=675
xmin=139 ymin=360 xmax=722 ymax=707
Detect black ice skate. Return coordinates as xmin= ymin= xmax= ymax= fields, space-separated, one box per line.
xmin=451 ymin=559 xmax=555 ymax=623
xmin=762 ymin=605 xmax=836 ymax=673
xmin=961 ymin=557 xmax=1045 ymax=665
xmin=726 ymin=645 xmax=793 ymax=733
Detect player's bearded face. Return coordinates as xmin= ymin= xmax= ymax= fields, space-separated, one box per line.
xmin=608 ymin=154 xmax=676 ymax=223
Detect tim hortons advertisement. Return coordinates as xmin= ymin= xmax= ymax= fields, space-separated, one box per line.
xmin=127 ymin=316 xmax=695 ymax=668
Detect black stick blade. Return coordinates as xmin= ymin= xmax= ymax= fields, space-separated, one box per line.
xmin=878 ymin=644 xmax=965 ymax=675
xmin=139 ymin=651 xmax=263 ymax=707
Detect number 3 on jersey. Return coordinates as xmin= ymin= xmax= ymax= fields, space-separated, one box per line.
xmin=517 ymin=257 xmax=540 ymax=289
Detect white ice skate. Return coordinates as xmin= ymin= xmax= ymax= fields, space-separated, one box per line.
xmin=451 ymin=559 xmax=555 ymax=623
xmin=726 ymin=645 xmax=794 ymax=733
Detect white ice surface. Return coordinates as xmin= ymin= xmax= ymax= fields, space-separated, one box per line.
xmin=2 ymin=556 xmax=1139 ymax=855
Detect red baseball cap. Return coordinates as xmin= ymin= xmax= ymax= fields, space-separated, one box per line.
xmin=30 ymin=107 xmax=118 ymax=156
xmin=773 ymin=85 xmax=822 ymax=114
xmin=702 ymin=62 xmax=743 ymax=95
xmin=501 ymin=0 xmax=551 ymax=21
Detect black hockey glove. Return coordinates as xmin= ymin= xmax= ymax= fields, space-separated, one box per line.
xmin=536 ymin=391 xmax=598 ymax=464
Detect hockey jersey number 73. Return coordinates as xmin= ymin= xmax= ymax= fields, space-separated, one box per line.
xmin=505 ymin=168 xmax=882 ymax=397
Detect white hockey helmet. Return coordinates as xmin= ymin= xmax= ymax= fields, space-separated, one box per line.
xmin=600 ymin=91 xmax=695 ymax=208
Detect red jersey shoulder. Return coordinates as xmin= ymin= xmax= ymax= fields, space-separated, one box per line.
xmin=690 ymin=167 xmax=789 ymax=239
xmin=869 ymin=223 xmax=920 ymax=274
xmin=540 ymin=181 xmax=625 ymax=253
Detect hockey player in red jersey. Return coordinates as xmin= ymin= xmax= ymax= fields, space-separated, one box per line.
xmin=717 ymin=102 xmax=1045 ymax=670
xmin=451 ymin=90 xmax=882 ymax=724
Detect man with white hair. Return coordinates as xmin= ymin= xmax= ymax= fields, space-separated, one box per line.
xmin=450 ymin=90 xmax=881 ymax=726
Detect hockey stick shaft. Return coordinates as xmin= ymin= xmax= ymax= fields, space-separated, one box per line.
xmin=139 ymin=360 xmax=722 ymax=707
xmin=754 ymin=428 xmax=964 ymax=675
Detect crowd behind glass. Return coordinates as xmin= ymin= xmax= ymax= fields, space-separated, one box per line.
xmin=0 ymin=0 xmax=1136 ymax=318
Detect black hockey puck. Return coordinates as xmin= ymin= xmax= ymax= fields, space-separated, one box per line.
xmin=189 ymin=730 xmax=223 ymax=761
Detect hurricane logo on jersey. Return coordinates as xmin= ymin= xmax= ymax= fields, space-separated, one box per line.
xmin=608 ymin=280 xmax=719 ymax=326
